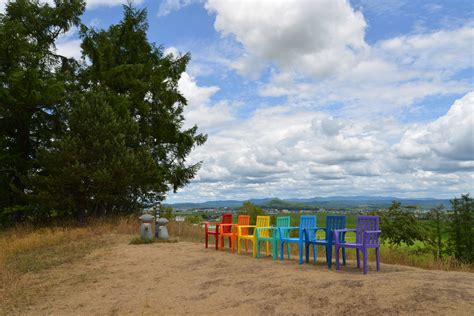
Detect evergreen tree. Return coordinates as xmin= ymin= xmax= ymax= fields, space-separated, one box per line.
xmin=0 ymin=0 xmax=85 ymax=223
xmin=448 ymin=194 xmax=473 ymax=263
xmin=35 ymin=90 xmax=155 ymax=221
xmin=36 ymin=4 xmax=206 ymax=220
xmin=426 ymin=205 xmax=446 ymax=260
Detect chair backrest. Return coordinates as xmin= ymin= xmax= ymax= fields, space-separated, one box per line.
xmin=326 ymin=215 xmax=346 ymax=242
xmin=237 ymin=215 xmax=250 ymax=235
xmin=276 ymin=216 xmax=291 ymax=238
xmin=256 ymin=216 xmax=271 ymax=237
xmin=299 ymin=215 xmax=317 ymax=240
xmin=221 ymin=214 xmax=233 ymax=233
xmin=356 ymin=216 xmax=380 ymax=244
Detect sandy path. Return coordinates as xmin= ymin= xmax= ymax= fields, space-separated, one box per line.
xmin=19 ymin=236 xmax=474 ymax=315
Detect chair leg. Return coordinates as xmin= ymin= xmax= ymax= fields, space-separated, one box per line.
xmin=245 ymin=240 xmax=248 ymax=253
xmin=215 ymin=233 xmax=219 ymax=250
xmin=272 ymin=239 xmax=278 ymax=260
xmin=256 ymin=239 xmax=260 ymax=258
xmin=266 ymin=241 xmax=269 ymax=256
xmin=237 ymin=237 xmax=241 ymax=254
xmin=252 ymin=239 xmax=257 ymax=257
xmin=205 ymin=233 xmax=208 ymax=248
xmin=327 ymin=246 xmax=332 ymax=269
xmin=335 ymin=245 xmax=340 ymax=270
xmin=280 ymin=241 xmax=284 ymax=260
xmin=356 ymin=249 xmax=360 ymax=268
xmin=299 ymin=243 xmax=303 ymax=264
xmin=287 ymin=243 xmax=291 ymax=259
xmin=313 ymin=244 xmax=316 ymax=264
xmin=376 ymin=247 xmax=380 ymax=271
xmin=231 ymin=236 xmax=235 ymax=252
xmin=363 ymin=247 xmax=368 ymax=274
xmin=304 ymin=243 xmax=309 ymax=263
xmin=342 ymin=247 xmax=347 ymax=266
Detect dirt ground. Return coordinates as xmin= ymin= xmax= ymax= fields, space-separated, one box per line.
xmin=12 ymin=235 xmax=474 ymax=315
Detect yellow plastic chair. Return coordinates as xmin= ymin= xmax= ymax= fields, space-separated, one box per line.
xmin=237 ymin=216 xmax=270 ymax=257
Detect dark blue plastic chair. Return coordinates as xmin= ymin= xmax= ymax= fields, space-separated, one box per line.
xmin=279 ymin=215 xmax=317 ymax=264
xmin=304 ymin=215 xmax=346 ymax=269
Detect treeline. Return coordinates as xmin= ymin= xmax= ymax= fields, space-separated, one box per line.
xmin=377 ymin=194 xmax=473 ymax=264
xmin=0 ymin=1 xmax=205 ymax=226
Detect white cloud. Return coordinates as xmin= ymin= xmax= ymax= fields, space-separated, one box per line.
xmin=204 ymin=0 xmax=473 ymax=117
xmin=395 ymin=92 xmax=474 ymax=166
xmin=258 ymin=25 xmax=473 ymax=117
xmin=206 ymin=0 xmax=368 ymax=78
xmin=86 ymin=0 xmax=143 ymax=9
xmin=178 ymin=72 xmax=236 ymax=131
xmin=157 ymin=0 xmax=201 ymax=17
xmin=56 ymin=39 xmax=82 ymax=60
xmin=167 ymin=93 xmax=474 ymax=202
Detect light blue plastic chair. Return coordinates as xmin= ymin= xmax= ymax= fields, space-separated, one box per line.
xmin=279 ymin=215 xmax=317 ymax=264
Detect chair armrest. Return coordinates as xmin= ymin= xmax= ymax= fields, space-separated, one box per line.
xmin=365 ymin=230 xmax=381 ymax=234
xmin=333 ymin=229 xmax=356 ymax=244
xmin=204 ymin=221 xmax=220 ymax=231
xmin=304 ymin=227 xmax=326 ymax=241
xmin=279 ymin=227 xmax=303 ymax=241
xmin=279 ymin=226 xmax=299 ymax=231
xmin=238 ymin=225 xmax=256 ymax=236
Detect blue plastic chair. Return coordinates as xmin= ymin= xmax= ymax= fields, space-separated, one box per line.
xmin=279 ymin=215 xmax=317 ymax=264
xmin=304 ymin=215 xmax=346 ymax=268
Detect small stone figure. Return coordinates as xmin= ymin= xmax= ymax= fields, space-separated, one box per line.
xmin=139 ymin=213 xmax=154 ymax=240
xmin=156 ymin=217 xmax=169 ymax=240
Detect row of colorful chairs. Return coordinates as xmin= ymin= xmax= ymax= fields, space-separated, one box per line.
xmin=204 ymin=214 xmax=381 ymax=274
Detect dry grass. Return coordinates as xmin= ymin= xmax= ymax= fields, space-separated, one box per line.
xmin=0 ymin=216 xmax=139 ymax=313
xmin=1 ymin=216 xmax=472 ymax=313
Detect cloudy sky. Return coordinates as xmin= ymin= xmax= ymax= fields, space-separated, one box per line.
xmin=3 ymin=0 xmax=472 ymax=202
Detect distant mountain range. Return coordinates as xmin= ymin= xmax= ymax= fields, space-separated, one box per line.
xmin=166 ymin=196 xmax=451 ymax=210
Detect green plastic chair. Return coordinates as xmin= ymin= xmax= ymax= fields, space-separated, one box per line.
xmin=256 ymin=216 xmax=291 ymax=260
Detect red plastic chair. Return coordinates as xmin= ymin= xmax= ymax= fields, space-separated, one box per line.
xmin=219 ymin=215 xmax=250 ymax=252
xmin=204 ymin=214 xmax=232 ymax=250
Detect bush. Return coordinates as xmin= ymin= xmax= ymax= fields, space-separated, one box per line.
xmin=378 ymin=201 xmax=427 ymax=247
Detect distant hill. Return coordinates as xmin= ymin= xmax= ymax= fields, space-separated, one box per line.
xmin=166 ymin=196 xmax=451 ymax=210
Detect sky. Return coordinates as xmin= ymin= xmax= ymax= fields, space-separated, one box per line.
xmin=2 ymin=0 xmax=473 ymax=202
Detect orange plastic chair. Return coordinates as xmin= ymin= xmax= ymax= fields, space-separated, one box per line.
xmin=219 ymin=215 xmax=250 ymax=252
xmin=237 ymin=216 xmax=271 ymax=257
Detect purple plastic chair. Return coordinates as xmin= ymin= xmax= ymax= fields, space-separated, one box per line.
xmin=333 ymin=216 xmax=381 ymax=274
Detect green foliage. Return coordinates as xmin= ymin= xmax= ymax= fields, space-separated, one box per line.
xmin=79 ymin=4 xmax=206 ymax=197
xmin=1 ymin=2 xmax=205 ymax=225
xmin=447 ymin=194 xmax=473 ymax=263
xmin=378 ymin=201 xmax=427 ymax=247
xmin=238 ymin=202 xmax=264 ymax=224
xmin=185 ymin=215 xmax=202 ymax=224
xmin=34 ymin=90 xmax=152 ymax=220
xmin=0 ymin=0 xmax=85 ymax=224
xmin=160 ymin=206 xmax=175 ymax=220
